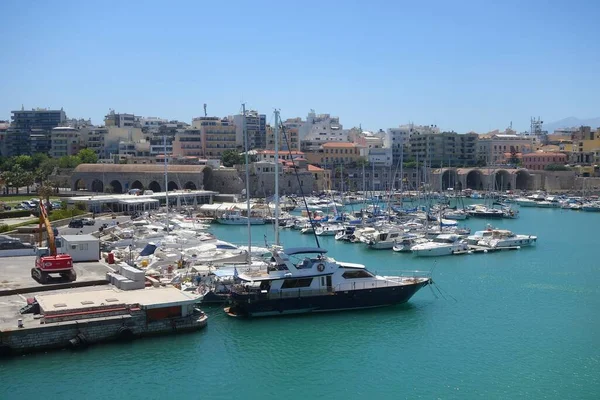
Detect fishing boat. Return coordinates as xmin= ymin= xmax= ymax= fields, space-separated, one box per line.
xmin=224 ymin=247 xmax=431 ymax=317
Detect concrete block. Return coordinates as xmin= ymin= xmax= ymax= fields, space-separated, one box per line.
xmin=119 ymin=265 xmax=145 ymax=282
xmin=119 ymin=279 xmax=145 ymax=291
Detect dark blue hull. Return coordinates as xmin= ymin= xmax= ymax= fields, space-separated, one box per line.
xmin=226 ymin=281 xmax=430 ymax=317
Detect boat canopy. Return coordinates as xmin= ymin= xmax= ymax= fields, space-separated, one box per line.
xmin=283 ymin=247 xmax=328 ymax=256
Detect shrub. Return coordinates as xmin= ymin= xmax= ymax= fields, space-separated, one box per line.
xmin=0 ymin=224 xmax=9 ymax=233
xmin=0 ymin=210 xmax=33 ymax=219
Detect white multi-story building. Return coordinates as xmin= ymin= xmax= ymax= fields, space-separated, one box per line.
xmin=300 ymin=111 xmax=348 ymax=143
xmin=365 ymin=147 xmax=393 ymax=167
xmin=139 ymin=117 xmax=168 ymax=130
xmin=50 ymin=127 xmax=80 ymax=158
xmin=231 ymin=110 xmax=266 ymax=149
xmin=477 ymin=134 xmax=536 ymax=165
xmin=385 ymin=124 xmax=439 ymax=163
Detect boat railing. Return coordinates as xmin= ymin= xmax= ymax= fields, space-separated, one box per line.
xmin=333 ymin=274 xmax=430 ymax=292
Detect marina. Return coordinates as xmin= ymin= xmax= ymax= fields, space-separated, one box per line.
xmin=1 ymin=202 xmax=597 ymax=399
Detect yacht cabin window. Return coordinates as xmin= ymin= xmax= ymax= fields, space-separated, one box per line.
xmin=342 ymin=270 xmax=374 ymax=279
xmin=281 ymin=278 xmax=313 ymax=289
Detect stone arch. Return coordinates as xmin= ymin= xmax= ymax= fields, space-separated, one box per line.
xmin=515 ymin=170 xmax=531 ymax=190
xmin=441 ymin=169 xmax=458 ymax=191
xmin=74 ymin=178 xmax=86 ymax=191
xmin=183 ymin=181 xmax=197 ymax=190
xmin=466 ymin=170 xmax=483 ymax=190
xmin=148 ymin=181 xmax=161 ymax=192
xmin=109 ymin=180 xmax=123 ymax=194
xmin=495 ymin=170 xmax=511 ymax=191
xmin=131 ymin=180 xmax=144 ymax=190
xmin=168 ymin=181 xmax=179 ymax=191
xmin=91 ymin=179 xmax=104 ymax=193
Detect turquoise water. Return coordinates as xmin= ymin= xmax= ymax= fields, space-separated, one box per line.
xmin=2 ymin=206 xmax=599 ymax=399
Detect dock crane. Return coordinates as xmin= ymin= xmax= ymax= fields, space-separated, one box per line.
xmin=31 ymin=201 xmax=76 ymax=284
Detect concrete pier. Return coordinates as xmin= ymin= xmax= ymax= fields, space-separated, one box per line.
xmin=0 ymin=286 xmax=207 ymax=357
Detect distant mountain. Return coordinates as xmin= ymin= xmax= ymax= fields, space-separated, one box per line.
xmin=544 ymin=117 xmax=600 ymax=133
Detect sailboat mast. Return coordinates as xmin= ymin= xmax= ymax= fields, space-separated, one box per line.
xmin=243 ymin=103 xmax=251 ymax=256
xmin=274 ymin=109 xmax=280 ymax=245
xmin=164 ymin=134 xmax=169 ymax=233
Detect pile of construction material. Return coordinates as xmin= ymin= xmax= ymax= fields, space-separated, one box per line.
xmin=106 ymin=263 xmax=146 ymax=290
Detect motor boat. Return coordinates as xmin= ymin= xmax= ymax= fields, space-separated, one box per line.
xmin=443 ymin=209 xmax=468 ymax=220
xmin=335 ymin=226 xmax=356 ymax=241
xmin=366 ymin=229 xmax=405 ymax=250
xmin=411 ymin=234 xmax=468 ymax=257
xmin=315 ymin=224 xmax=342 ymax=237
xmin=392 ymin=234 xmax=428 ymax=252
xmin=217 ymin=211 xmax=265 ymax=225
xmin=478 ymin=230 xmax=537 ymax=248
xmin=224 ymin=246 xmax=431 ymax=317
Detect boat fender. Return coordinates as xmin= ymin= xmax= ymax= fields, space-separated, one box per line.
xmin=317 ymin=263 xmax=325 ymax=272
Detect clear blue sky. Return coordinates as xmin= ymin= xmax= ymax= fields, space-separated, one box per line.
xmin=1 ymin=0 xmax=598 ymax=133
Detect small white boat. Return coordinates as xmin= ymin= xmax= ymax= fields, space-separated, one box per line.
xmin=443 ymin=209 xmax=468 ymax=220
xmin=411 ymin=234 xmax=468 ymax=257
xmin=367 ymin=229 xmax=405 ymax=250
xmin=217 ymin=211 xmax=265 ymax=225
xmin=315 ymin=224 xmax=342 ymax=236
xmin=392 ymin=235 xmax=428 ymax=252
xmin=478 ymin=229 xmax=537 ymax=248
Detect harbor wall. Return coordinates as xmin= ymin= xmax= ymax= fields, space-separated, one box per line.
xmin=205 ymin=168 xmax=245 ymax=194
xmin=0 ymin=312 xmax=207 ymax=356
xmin=244 ymin=172 xmax=317 ymax=197
xmin=536 ymin=171 xmax=577 ymax=192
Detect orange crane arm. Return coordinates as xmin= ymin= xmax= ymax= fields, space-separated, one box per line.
xmin=38 ymin=201 xmax=56 ymax=256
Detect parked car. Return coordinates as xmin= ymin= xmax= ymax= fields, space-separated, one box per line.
xmin=82 ymin=218 xmax=95 ymax=226
xmin=68 ymin=219 xmax=84 ymax=229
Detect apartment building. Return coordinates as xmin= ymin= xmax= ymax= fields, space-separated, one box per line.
xmin=191 ymin=117 xmax=237 ymax=158
xmin=477 ymin=134 xmax=535 ymax=165
xmin=409 ymin=131 xmax=478 ymax=167
xmin=50 ymin=127 xmax=81 ymax=158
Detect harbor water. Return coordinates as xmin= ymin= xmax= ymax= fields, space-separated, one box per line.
xmin=1 ymin=206 xmax=599 ymax=399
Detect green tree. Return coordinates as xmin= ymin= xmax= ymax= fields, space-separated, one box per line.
xmin=32 ymin=153 xmax=49 ymax=170
xmin=38 ymin=184 xmax=55 ymax=209
xmin=544 ymin=164 xmax=569 ymax=171
xmin=221 ymin=150 xmax=245 ymax=167
xmin=356 ymin=157 xmax=369 ymax=168
xmin=13 ymin=155 xmax=34 ymax=171
xmin=77 ymin=148 xmax=98 ymax=164
xmin=36 ymin=158 xmax=59 ymax=184
xmin=58 ymin=155 xmax=81 ymax=169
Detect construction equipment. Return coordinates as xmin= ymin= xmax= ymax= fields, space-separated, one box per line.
xmin=31 ymin=200 xmax=76 ymax=284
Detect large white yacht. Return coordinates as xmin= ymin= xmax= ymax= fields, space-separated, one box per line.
xmin=478 ymin=230 xmax=537 ymax=248
xmin=224 ymin=247 xmax=431 ymax=317
xmin=411 ymin=234 xmax=468 ymax=257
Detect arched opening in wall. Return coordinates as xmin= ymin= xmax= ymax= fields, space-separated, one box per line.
xmin=131 ymin=180 xmax=144 ymax=190
xmin=74 ymin=179 xmax=86 ymax=191
xmin=183 ymin=181 xmax=197 ymax=190
xmin=441 ymin=169 xmax=458 ymax=191
xmin=515 ymin=170 xmax=531 ymax=190
xmin=168 ymin=181 xmax=179 ymax=191
xmin=495 ymin=170 xmax=511 ymax=191
xmin=466 ymin=170 xmax=483 ymax=190
xmin=109 ymin=180 xmax=123 ymax=194
xmin=148 ymin=181 xmax=161 ymax=192
xmin=91 ymin=179 xmax=104 ymax=193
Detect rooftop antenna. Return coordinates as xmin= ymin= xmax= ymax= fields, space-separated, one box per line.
xmin=203 ymin=104 xmax=207 ymax=117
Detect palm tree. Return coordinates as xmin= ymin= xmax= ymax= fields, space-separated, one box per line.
xmin=38 ymin=184 xmax=54 ymax=210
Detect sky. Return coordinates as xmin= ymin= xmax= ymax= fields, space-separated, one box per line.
xmin=0 ymin=0 xmax=599 ymax=133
